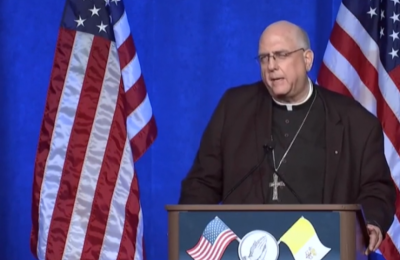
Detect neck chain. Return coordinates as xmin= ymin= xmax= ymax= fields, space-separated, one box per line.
xmin=271 ymin=92 xmax=317 ymax=172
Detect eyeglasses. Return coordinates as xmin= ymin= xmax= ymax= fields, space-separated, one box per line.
xmin=256 ymin=48 xmax=305 ymax=64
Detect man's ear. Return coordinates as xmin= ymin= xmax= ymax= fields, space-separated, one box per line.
xmin=304 ymin=49 xmax=314 ymax=72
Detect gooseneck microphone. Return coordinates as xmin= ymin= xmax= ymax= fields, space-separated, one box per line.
xmin=221 ymin=142 xmax=274 ymax=203
xmin=267 ymin=148 xmax=303 ymax=204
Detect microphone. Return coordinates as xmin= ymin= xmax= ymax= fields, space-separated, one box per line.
xmin=267 ymin=148 xmax=303 ymax=204
xmin=221 ymin=142 xmax=274 ymax=203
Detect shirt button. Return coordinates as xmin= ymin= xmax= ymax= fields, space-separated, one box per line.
xmin=285 ymin=119 xmax=289 ymax=124
xmin=284 ymin=133 xmax=289 ymax=137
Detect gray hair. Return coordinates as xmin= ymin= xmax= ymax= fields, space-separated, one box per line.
xmin=298 ymin=28 xmax=310 ymax=49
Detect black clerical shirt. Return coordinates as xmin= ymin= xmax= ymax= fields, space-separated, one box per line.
xmin=268 ymin=87 xmax=326 ymax=204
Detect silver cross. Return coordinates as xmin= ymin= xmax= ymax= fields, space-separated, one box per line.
xmin=269 ymin=173 xmax=285 ymax=201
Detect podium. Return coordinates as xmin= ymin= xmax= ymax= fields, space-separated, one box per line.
xmin=165 ymin=204 xmax=368 ymax=260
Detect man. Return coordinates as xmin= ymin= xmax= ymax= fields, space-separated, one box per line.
xmin=178 ymin=21 xmax=396 ymax=253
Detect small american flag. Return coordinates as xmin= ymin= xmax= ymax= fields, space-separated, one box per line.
xmin=187 ymin=217 xmax=238 ymax=260
xmin=318 ymin=0 xmax=400 ymax=259
xmin=30 ymin=0 xmax=157 ymax=260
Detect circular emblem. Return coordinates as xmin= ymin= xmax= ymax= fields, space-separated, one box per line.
xmin=237 ymin=230 xmax=279 ymax=260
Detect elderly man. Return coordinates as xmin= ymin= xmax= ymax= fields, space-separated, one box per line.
xmin=178 ymin=20 xmax=396 ymax=253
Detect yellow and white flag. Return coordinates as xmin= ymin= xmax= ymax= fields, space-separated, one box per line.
xmin=278 ymin=216 xmax=331 ymax=260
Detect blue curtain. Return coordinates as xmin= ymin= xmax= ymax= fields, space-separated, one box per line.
xmin=0 ymin=0 xmax=386 ymax=259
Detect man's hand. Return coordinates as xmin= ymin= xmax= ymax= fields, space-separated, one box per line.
xmin=365 ymin=224 xmax=383 ymax=255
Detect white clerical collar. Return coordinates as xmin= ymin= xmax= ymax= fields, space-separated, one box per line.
xmin=272 ymin=78 xmax=313 ymax=111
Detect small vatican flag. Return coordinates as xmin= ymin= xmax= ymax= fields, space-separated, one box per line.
xmin=278 ymin=216 xmax=331 ymax=260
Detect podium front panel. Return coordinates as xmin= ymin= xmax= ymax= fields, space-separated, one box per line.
xmin=177 ymin=211 xmax=340 ymax=260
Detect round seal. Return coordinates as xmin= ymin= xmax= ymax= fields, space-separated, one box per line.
xmin=237 ymin=230 xmax=279 ymax=260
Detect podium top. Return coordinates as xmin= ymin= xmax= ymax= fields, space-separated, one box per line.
xmin=165 ymin=204 xmax=361 ymax=212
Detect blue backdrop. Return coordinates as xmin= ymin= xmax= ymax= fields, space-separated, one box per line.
xmin=0 ymin=0 xmax=386 ymax=259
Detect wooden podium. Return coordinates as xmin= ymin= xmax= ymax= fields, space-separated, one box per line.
xmin=165 ymin=204 xmax=368 ymax=260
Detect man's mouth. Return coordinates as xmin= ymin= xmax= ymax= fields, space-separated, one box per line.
xmin=271 ymin=77 xmax=284 ymax=82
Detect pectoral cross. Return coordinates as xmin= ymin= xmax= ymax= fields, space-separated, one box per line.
xmin=269 ymin=173 xmax=285 ymax=201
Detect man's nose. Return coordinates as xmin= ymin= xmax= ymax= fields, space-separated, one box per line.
xmin=267 ymin=56 xmax=278 ymax=71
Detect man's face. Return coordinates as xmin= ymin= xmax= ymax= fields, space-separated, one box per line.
xmin=258 ymin=31 xmax=312 ymax=101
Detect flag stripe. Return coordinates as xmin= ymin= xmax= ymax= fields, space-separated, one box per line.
xmin=112 ymin=7 xmax=157 ymax=161
xmin=191 ymin=242 xmax=211 ymax=259
xmin=126 ymin=94 xmax=154 ymax=141
xmin=38 ymin=30 xmax=95 ymax=260
xmin=317 ymin=63 xmax=352 ymax=97
xmin=318 ymin=2 xmax=400 ymax=259
xmin=215 ymin=233 xmax=238 ymax=259
xmin=187 ymin=237 xmax=207 ymax=256
xmin=130 ymin=115 xmax=157 ymax=162
xmin=111 ymin=8 xmax=155 ymax=259
xmin=48 ymin=33 xmax=109 ymax=259
xmin=80 ymin=79 xmax=125 ymax=260
xmin=62 ymin=35 xmax=116 ymax=260
xmin=321 ymin=41 xmax=377 ymax=110
xmin=386 ymin=209 xmax=400 ymax=253
xmin=30 ymin=27 xmax=75 ymax=258
xmin=117 ymin=174 xmax=143 ymax=260
xmin=97 ymin=137 xmax=136 ymax=260
xmin=113 ymin=11 xmax=130 ymax=49
xmin=30 ymin=28 xmax=77 ymax=259
xmin=121 ymin=54 xmax=142 ymax=93
xmin=118 ymin=35 xmax=136 ymax=71
xmin=203 ymin=232 xmax=237 ymax=260
xmin=380 ymin=236 xmax=400 ymax=260
xmin=188 ymin=238 xmax=210 ymax=259
xmin=61 ymin=38 xmax=120 ymax=260
xmin=124 ymin=76 xmax=148 ymax=115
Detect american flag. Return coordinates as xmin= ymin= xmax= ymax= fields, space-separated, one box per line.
xmin=30 ymin=0 xmax=157 ymax=259
xmin=317 ymin=0 xmax=400 ymax=259
xmin=186 ymin=217 xmax=238 ymax=260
